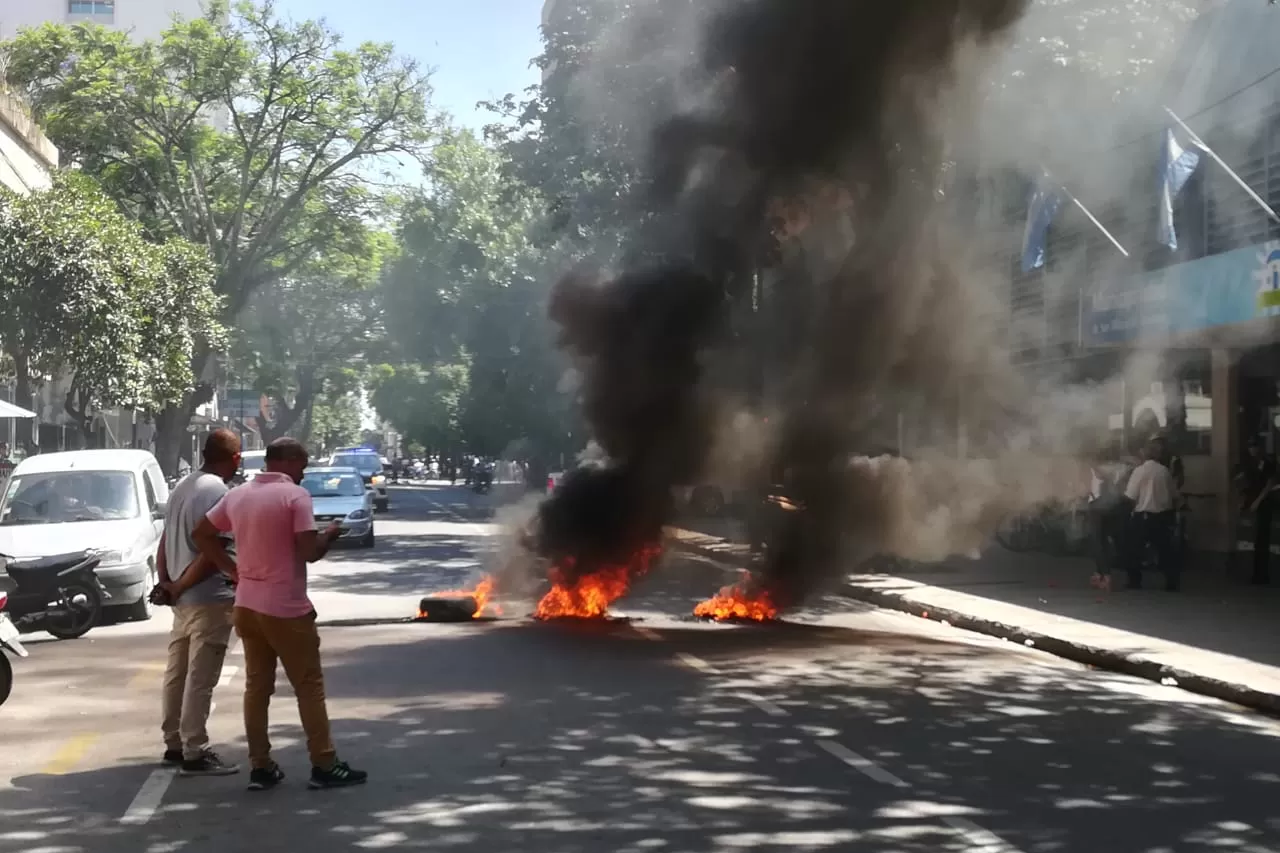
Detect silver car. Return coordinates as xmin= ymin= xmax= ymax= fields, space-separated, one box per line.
xmin=301 ymin=467 xmax=375 ymax=548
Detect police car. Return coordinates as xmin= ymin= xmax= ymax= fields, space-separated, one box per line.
xmin=327 ymin=447 xmax=389 ymax=512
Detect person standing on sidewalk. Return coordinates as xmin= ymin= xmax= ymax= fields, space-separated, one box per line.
xmin=1124 ymin=439 xmax=1180 ymax=591
xmin=1236 ymin=438 xmax=1276 ymax=585
xmin=156 ymin=428 xmax=243 ymax=776
xmin=1088 ymin=447 xmax=1134 ymax=592
xmin=192 ymin=437 xmax=367 ymax=791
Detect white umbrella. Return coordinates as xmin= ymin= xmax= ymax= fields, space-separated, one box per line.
xmin=0 ymin=400 xmax=36 ymax=418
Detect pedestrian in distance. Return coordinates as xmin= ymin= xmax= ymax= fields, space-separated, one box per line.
xmin=1235 ymin=437 xmax=1276 ymax=585
xmin=155 ymin=428 xmax=243 ymax=776
xmin=192 ymin=437 xmax=367 ymax=791
xmin=1087 ymin=446 xmax=1133 ymax=593
xmin=1124 ymin=438 xmax=1180 ymax=591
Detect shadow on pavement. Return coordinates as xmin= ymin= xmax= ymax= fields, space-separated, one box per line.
xmin=7 ymin=616 xmax=1280 ymax=852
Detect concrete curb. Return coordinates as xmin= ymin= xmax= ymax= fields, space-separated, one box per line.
xmin=666 ymin=532 xmax=1280 ymax=717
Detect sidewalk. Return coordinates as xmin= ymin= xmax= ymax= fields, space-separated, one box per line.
xmin=666 ymin=524 xmax=1280 ymax=714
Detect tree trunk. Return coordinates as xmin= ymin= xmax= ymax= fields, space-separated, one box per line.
xmin=63 ymin=383 xmax=95 ymax=445
xmin=297 ymin=397 xmax=317 ymax=448
xmin=11 ymin=351 xmax=35 ymax=455
xmin=154 ymin=351 xmax=216 ymax=476
xmin=153 ymin=404 xmax=191 ymax=477
xmin=257 ymin=368 xmax=317 ymax=444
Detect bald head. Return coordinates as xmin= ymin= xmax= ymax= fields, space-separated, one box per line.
xmin=201 ymin=428 xmax=242 ymax=481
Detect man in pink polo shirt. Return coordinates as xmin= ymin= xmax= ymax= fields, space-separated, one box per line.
xmin=193 ymin=437 xmax=367 ymax=791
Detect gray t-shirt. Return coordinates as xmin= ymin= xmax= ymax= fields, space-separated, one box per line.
xmin=165 ymin=471 xmax=234 ymax=605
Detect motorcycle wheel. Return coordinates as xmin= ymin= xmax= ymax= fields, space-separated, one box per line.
xmin=0 ymin=652 xmax=11 ymax=706
xmin=46 ymin=581 xmax=104 ymax=640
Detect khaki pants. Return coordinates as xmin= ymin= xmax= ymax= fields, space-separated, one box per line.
xmin=162 ymin=602 xmax=235 ymax=760
xmin=233 ymin=606 xmax=336 ymax=771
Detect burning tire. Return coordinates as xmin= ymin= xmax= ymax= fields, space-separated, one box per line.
xmin=417 ymin=595 xmax=479 ymax=622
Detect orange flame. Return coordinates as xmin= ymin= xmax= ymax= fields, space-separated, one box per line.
xmin=693 ymin=582 xmax=780 ymax=622
xmin=534 ymin=544 xmax=662 ymax=620
xmin=534 ymin=565 xmax=632 ymax=619
xmin=423 ymin=576 xmax=497 ymax=619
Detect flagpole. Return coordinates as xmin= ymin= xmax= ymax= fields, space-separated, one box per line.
xmin=1064 ymin=189 xmax=1130 ymax=258
xmin=1165 ymin=106 xmax=1280 ymax=225
xmin=1038 ymin=165 xmax=1129 ymax=259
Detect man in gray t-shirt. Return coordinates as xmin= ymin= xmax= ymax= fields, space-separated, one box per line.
xmin=157 ymin=429 xmax=242 ymax=776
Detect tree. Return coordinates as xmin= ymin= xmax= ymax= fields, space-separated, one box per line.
xmin=368 ymin=362 xmax=468 ymax=454
xmin=0 ymin=172 xmax=222 ymax=451
xmin=376 ymin=129 xmax=578 ymax=461
xmin=3 ymin=0 xmax=437 ymax=472
xmin=231 ymin=232 xmax=390 ymax=444
xmin=65 ymin=237 xmax=224 ymax=440
xmin=303 ymin=389 xmax=364 ymax=455
xmin=484 ymin=0 xmax=700 ymax=257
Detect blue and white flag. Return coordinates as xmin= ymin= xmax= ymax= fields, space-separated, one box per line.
xmin=1157 ymin=127 xmax=1201 ymax=250
xmin=1020 ymin=178 xmax=1064 ymax=273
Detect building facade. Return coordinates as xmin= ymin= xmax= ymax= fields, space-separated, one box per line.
xmin=0 ymin=0 xmax=206 ymax=41
xmin=1001 ymin=0 xmax=1280 ymax=553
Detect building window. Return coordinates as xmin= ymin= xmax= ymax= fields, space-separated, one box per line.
xmin=68 ymin=1 xmax=114 ymax=16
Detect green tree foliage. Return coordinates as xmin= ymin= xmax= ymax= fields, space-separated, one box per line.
xmin=303 ymin=389 xmax=364 ymax=455
xmin=2 ymin=0 xmax=436 ymax=471
xmin=376 ymin=129 xmax=578 ymax=461
xmin=368 ymin=362 xmax=468 ymax=454
xmin=484 ymin=0 xmax=698 ymax=255
xmin=231 ymin=232 xmax=391 ymax=444
xmin=0 ymin=173 xmax=222 ymax=450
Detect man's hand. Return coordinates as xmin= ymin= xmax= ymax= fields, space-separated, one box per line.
xmin=324 ymin=521 xmax=343 ymax=543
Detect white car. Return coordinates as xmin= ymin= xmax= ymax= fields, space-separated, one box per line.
xmin=0 ymin=449 xmax=168 ymax=621
xmin=239 ymin=449 xmax=267 ymax=482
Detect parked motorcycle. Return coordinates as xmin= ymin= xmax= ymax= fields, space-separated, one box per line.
xmin=0 ymin=591 xmax=26 ymax=706
xmin=1 ymin=551 xmax=107 ymax=641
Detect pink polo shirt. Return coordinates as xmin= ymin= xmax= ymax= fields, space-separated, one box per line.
xmin=206 ymin=471 xmax=315 ymax=618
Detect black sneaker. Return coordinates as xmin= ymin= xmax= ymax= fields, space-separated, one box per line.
xmin=308 ymin=760 xmax=368 ymax=790
xmin=179 ymin=751 xmax=240 ymax=777
xmin=162 ymin=749 xmax=183 ymax=766
xmin=247 ymin=763 xmax=285 ymax=791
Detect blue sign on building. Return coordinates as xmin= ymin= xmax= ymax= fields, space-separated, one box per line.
xmin=1086 ymin=240 xmax=1280 ymax=345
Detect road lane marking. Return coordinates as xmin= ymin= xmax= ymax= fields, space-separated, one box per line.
xmin=676 ymin=652 xmax=715 ymax=674
xmin=634 ymin=626 xmax=661 ymax=642
xmin=41 ymin=734 xmax=99 ymax=775
xmin=120 ymin=769 xmax=176 ymax=825
xmin=943 ymin=816 xmax=1025 ymax=852
xmin=118 ymin=642 xmax=242 ymax=826
xmin=738 ymin=692 xmax=788 ymax=717
xmin=815 ymin=739 xmax=910 ymax=788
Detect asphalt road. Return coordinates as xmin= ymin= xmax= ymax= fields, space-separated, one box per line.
xmin=3 ymin=483 xmax=1280 ymax=852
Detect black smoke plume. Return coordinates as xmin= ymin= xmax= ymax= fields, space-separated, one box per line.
xmin=532 ymin=0 xmax=1031 ymax=595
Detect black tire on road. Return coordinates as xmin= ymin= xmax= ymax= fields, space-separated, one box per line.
xmin=46 ymin=580 xmax=104 ymax=640
xmin=361 ymin=527 xmax=375 ymax=549
xmin=0 ymin=652 xmax=12 ymax=706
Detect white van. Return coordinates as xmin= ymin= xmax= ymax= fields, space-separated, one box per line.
xmin=0 ymin=449 xmax=168 ymax=621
